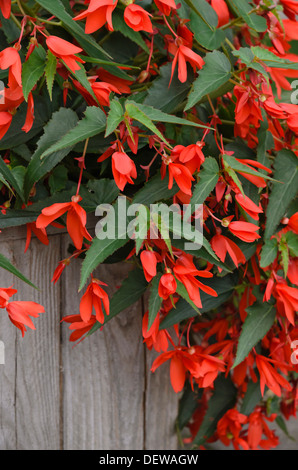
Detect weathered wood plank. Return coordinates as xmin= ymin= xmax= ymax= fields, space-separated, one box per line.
xmin=0 ymin=241 xmax=17 ymax=450
xmin=61 ymin=235 xmax=145 ymax=450
xmin=12 ymin=235 xmax=61 ymax=449
xmin=145 ymin=347 xmax=179 ymax=450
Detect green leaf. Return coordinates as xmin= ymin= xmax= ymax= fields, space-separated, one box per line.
xmin=144 ymin=63 xmax=192 ymax=113
xmin=105 ymin=99 xmax=124 ymax=137
xmin=187 ymin=0 xmax=226 ymax=50
xmin=240 ymin=380 xmax=262 ymax=415
xmin=233 ymin=46 xmax=298 ymax=71
xmin=264 ymin=149 xmax=298 ymax=239
xmin=127 ymin=101 xmax=210 ymax=130
xmin=148 ymin=273 xmax=163 ymax=330
xmin=45 ymin=50 xmax=57 ymax=101
xmin=286 ymin=232 xmax=298 ymax=258
xmin=112 ymin=10 xmax=149 ymax=53
xmin=133 ymin=173 xmax=179 ymax=205
xmin=185 ymin=52 xmax=232 ymax=110
xmin=0 ymin=158 xmax=25 ymax=202
xmin=161 ymin=273 xmax=237 ymax=329
xmin=178 ymin=383 xmax=202 ymax=430
xmin=22 ymin=46 xmax=46 ymax=101
xmin=40 ymin=107 xmax=106 ymax=159
xmin=0 ymin=209 xmax=40 ymax=229
xmin=0 ymin=253 xmax=37 ymax=289
xmin=88 ymin=268 xmax=148 ymax=335
xmin=125 ymin=101 xmax=211 ymax=145
xmin=222 ymin=154 xmax=273 ymax=181
xmin=259 ymin=238 xmax=278 ymax=268
xmin=79 ymin=199 xmax=130 ymax=291
xmin=85 ymin=179 xmax=120 ymax=211
xmin=190 ymin=157 xmax=219 ymax=206
xmin=175 ymin=279 xmax=200 ymax=313
xmin=226 ymin=0 xmax=267 ymax=32
xmin=49 ymin=165 xmax=68 ymax=194
xmin=233 ymin=301 xmax=276 ymax=368
xmin=24 ymin=108 xmax=79 ymax=199
xmin=193 ymin=376 xmax=237 ymax=446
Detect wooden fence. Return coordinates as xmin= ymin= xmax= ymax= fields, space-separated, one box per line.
xmin=0 ymin=225 xmax=297 ymax=450
xmin=0 ymin=225 xmax=178 ymax=450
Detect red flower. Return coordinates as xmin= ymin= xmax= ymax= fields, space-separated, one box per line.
xmin=0 ymin=112 xmax=13 ymax=140
xmin=62 ymin=314 xmax=97 ymax=342
xmin=255 ymin=354 xmax=292 ymax=397
xmin=142 ymin=311 xmax=169 ymax=352
xmin=51 ymin=259 xmax=70 ymax=284
xmin=167 ymin=161 xmax=194 ymax=195
xmin=173 ymin=253 xmax=217 ymax=309
xmin=124 ymin=4 xmax=153 ymax=33
xmin=111 ymin=151 xmax=137 ymax=190
xmin=247 ymin=409 xmax=279 ymax=450
xmin=46 ymin=36 xmax=84 ymax=73
xmin=140 ymin=250 xmax=158 ymax=282
xmin=22 ymin=91 xmax=34 ymax=133
xmin=91 ymin=81 xmax=121 ymax=107
xmin=96 ymin=68 xmax=134 ymax=94
xmin=158 ymin=272 xmax=177 ymax=299
xmin=35 ymin=195 xmax=92 ymax=250
xmin=154 ymin=0 xmax=176 ymax=16
xmin=217 ymin=409 xmax=248 ymax=450
xmin=211 ymin=230 xmax=246 ymax=269
xmin=73 ymin=0 xmax=118 ymax=33
xmin=210 ymin=0 xmax=230 ymax=27
xmin=80 ymin=277 xmax=110 ymax=324
xmin=170 ymin=44 xmax=204 ymax=84
xmin=0 ymin=47 xmax=22 ymax=89
xmin=0 ymin=287 xmax=45 ymax=337
xmin=150 ymin=346 xmax=199 ymax=393
xmin=227 ymin=220 xmax=261 ymax=242
xmin=234 ymin=193 xmax=263 ymax=220
xmin=0 ymin=0 xmax=11 ymax=19
xmin=25 ymin=222 xmax=49 ymax=254
xmin=275 ymin=282 xmax=298 ymax=325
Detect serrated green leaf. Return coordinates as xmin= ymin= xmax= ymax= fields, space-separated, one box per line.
xmin=144 ymin=63 xmax=192 ymax=113
xmin=187 ymin=0 xmax=226 ymax=50
xmin=21 ymin=46 xmax=46 ymax=101
xmin=45 ymin=50 xmax=57 ymax=101
xmin=185 ymin=52 xmax=231 ymax=110
xmin=105 ymin=99 xmax=124 ymax=137
xmin=148 ymin=273 xmax=163 ymax=330
xmin=260 ymin=238 xmax=278 ymax=268
xmin=190 ymin=157 xmax=219 ymax=206
xmin=226 ymin=0 xmax=267 ymax=32
xmin=40 ymin=107 xmax=106 ymax=159
xmin=24 ymin=108 xmax=79 ymax=199
xmin=233 ymin=301 xmax=276 ymax=368
xmin=264 ymin=149 xmax=298 ymax=239
xmin=0 ymin=158 xmax=25 ymax=202
xmin=79 ymin=199 xmax=130 ymax=291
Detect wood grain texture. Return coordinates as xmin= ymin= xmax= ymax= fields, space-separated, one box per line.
xmin=145 ymin=347 xmax=179 ymax=450
xmin=0 ymin=241 xmax=17 ymax=450
xmin=12 ymin=236 xmax=61 ymax=449
xmin=61 ymin=235 xmax=145 ymax=450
